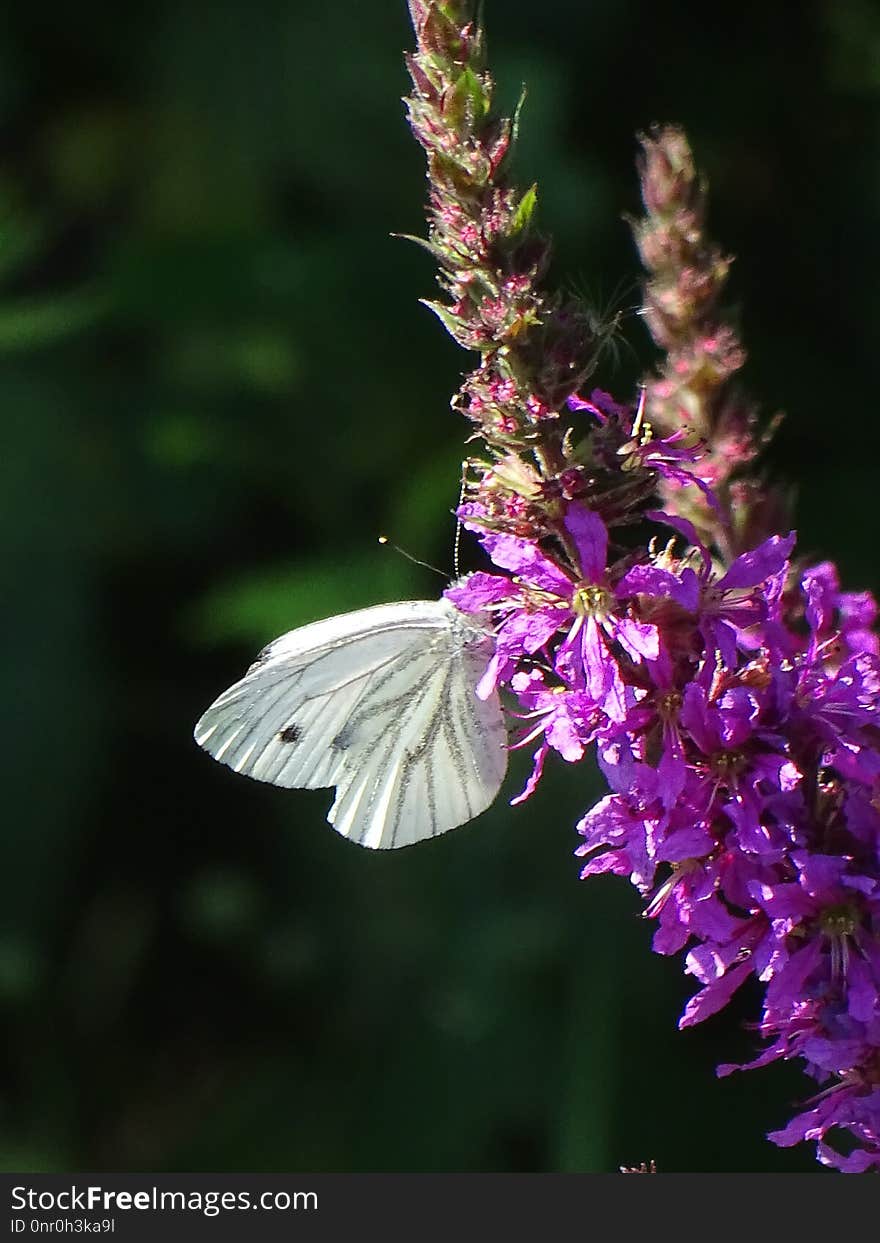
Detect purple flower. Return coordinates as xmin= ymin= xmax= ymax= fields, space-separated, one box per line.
xmin=453 ymin=470 xmax=880 ymax=1170
xmin=507 ymin=668 xmax=600 ymax=803
xmin=804 ymin=561 xmax=880 ymax=661
xmin=648 ymin=509 xmax=795 ymax=665
xmin=568 ymin=387 xmax=720 ymax=503
xmin=768 ymin=1083 xmax=880 ymax=1171
xmin=749 ymin=853 xmax=880 ymax=1024
xmin=556 ymin=505 xmax=660 ymax=717
xmin=444 ymin=351 xmax=877 ymax=1175
xmin=448 ymin=501 xmax=664 ymax=725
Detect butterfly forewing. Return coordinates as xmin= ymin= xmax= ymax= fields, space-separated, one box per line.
xmin=193 ymin=598 xmax=508 ymax=847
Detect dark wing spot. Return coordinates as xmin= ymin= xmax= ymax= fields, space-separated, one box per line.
xmin=277 ymin=724 xmax=301 ymax=744
xmin=332 ymin=722 xmax=355 ymax=751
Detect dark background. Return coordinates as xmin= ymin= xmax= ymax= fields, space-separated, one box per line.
xmin=3 ymin=0 xmax=878 ymax=1172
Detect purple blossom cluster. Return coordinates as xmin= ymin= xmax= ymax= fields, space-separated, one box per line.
xmin=405 ymin=0 xmax=880 ymax=1170
xmin=447 ymin=392 xmax=880 ymax=1171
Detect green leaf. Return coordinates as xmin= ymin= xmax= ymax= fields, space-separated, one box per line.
xmin=447 ymin=66 xmax=490 ymax=130
xmin=510 ymin=183 xmax=538 ymax=236
xmin=419 ymin=297 xmax=474 ymax=348
xmin=390 ymin=231 xmax=445 ymax=263
xmin=510 ymin=84 xmax=528 ymax=146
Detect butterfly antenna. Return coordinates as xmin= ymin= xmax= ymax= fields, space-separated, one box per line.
xmin=453 ymin=460 xmax=467 ymax=580
xmin=378 ymin=536 xmax=445 ymax=578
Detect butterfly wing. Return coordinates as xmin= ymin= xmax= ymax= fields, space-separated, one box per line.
xmin=193 ymin=598 xmax=508 ymax=848
xmin=327 ymin=624 xmax=508 ymax=848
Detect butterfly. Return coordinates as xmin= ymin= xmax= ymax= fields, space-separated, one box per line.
xmin=193 ymin=596 xmax=508 ymax=849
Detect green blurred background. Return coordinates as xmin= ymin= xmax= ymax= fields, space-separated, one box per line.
xmin=3 ymin=0 xmax=878 ymax=1172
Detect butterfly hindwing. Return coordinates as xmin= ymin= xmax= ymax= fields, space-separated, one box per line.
xmin=328 ymin=642 xmax=493 ymax=848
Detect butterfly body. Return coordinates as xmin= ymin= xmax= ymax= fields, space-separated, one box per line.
xmin=194 ymin=596 xmax=507 ymax=849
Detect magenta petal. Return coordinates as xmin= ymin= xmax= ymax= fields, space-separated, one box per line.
xmin=768 ymin=1090 xmax=858 ymax=1148
xmin=799 ymin=1035 xmax=866 ymax=1074
xmin=615 ymin=618 xmax=660 ymax=662
xmin=716 ymin=531 xmax=796 ymax=590
xmin=579 ymin=849 xmax=632 ymax=879
xmin=445 ymin=572 xmax=513 ymax=610
xmin=688 ymin=895 xmax=752 ymax=943
xmin=476 ymin=649 xmax=511 ymax=700
xmin=795 ymin=852 xmax=848 ymax=895
xmin=818 ymin=1143 xmax=880 ymax=1173
xmin=563 ymin=502 xmax=608 ymax=580
xmin=566 ymin=393 xmax=606 ymax=421
xmin=679 ymin=957 xmax=754 ymax=1028
xmin=765 ymin=939 xmax=823 ymax=1010
xmin=617 ymin=563 xmax=700 ymax=612
xmin=767 ymin=1112 xmax=826 ymax=1149
xmin=679 ymin=684 xmax=717 ymax=754
xmin=840 ymin=589 xmax=878 ymax=629
xmin=717 ymin=1035 xmax=791 ymax=1078
xmin=480 ymin=531 xmax=573 ymax=596
xmin=653 ymin=909 xmax=691 ymax=956
xmin=500 ymin=607 xmax=566 ymax=655
xmin=602 ymin=660 xmax=630 ymax=723
xmin=845 ymin=955 xmax=877 ymax=1023
xmin=803 ymin=563 xmax=837 ymax=635
xmin=748 ymin=880 xmax=811 ymax=921
xmin=845 ymin=626 xmax=880 ymax=657
xmin=657 ymin=825 xmax=714 ymax=862
xmin=676 ymin=568 xmax=702 ymax=611
xmin=704 ymin=618 xmax=740 ymax=669
xmin=617 ymin=564 xmax=690 ymax=605
xmin=510 ymin=742 xmax=548 ymax=806
xmin=656 ymin=742 xmax=687 ymax=810
xmin=686 ymin=938 xmax=741 ymax=984
xmin=546 ymin=713 xmax=585 ymax=762
xmin=579 ymin=616 xmax=610 ymax=701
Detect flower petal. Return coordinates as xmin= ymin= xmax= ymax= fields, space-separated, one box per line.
xmin=563 ymin=503 xmax=608 ymax=581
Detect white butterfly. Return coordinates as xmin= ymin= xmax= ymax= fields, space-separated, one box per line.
xmin=193 ymin=596 xmax=508 ymax=849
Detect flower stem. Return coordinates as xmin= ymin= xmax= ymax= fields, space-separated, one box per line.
xmin=633 ymin=125 xmax=790 ymax=560
xmin=405 ymin=0 xmax=604 ymax=469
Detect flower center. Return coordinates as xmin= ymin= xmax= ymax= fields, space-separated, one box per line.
xmin=819 ymin=903 xmax=860 ymax=983
xmin=709 ymin=749 xmax=746 ymax=780
xmin=819 ymin=903 xmax=859 ymax=940
xmin=572 ymin=583 xmax=612 ymax=622
xmin=657 ymin=691 xmax=682 ymax=721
